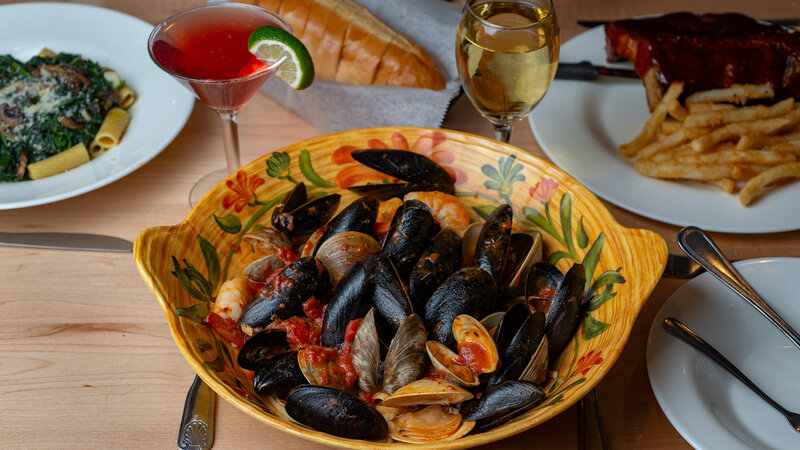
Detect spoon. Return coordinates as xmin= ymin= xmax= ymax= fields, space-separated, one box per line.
xmin=663 ymin=317 xmax=800 ymax=433
xmin=677 ymin=226 xmax=800 ymax=349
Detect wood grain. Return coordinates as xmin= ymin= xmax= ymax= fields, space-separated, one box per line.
xmin=1 ymin=0 xmax=799 ymax=449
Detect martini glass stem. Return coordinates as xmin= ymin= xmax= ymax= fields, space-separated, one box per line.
xmin=218 ymin=111 xmax=241 ymax=173
xmin=494 ymin=124 xmax=512 ymax=143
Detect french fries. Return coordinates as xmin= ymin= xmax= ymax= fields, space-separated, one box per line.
xmin=619 ymin=82 xmax=800 ymax=206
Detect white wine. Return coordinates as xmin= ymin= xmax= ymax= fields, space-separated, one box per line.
xmin=456 ymin=1 xmax=559 ymax=126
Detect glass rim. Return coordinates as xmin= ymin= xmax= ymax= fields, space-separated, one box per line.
xmin=147 ymin=2 xmax=292 ymax=85
xmin=464 ymin=0 xmax=555 ymax=30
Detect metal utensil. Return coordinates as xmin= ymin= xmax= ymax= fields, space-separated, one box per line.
xmin=663 ymin=317 xmax=800 ymax=433
xmin=178 ymin=375 xmax=216 ymax=450
xmin=579 ymin=389 xmax=611 ymax=449
xmin=0 ymin=231 xmax=133 ymax=252
xmin=555 ymin=61 xmax=638 ymax=81
xmin=677 ymin=226 xmax=800 ymax=349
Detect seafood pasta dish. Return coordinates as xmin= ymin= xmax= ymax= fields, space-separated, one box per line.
xmin=202 ymin=149 xmax=591 ymax=443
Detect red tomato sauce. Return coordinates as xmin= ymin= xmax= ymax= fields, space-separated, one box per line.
xmin=269 ymin=317 xmax=321 ymax=348
xmin=344 ymin=318 xmax=362 ymax=342
xmin=457 ymin=341 xmax=491 ymax=374
xmin=302 ymin=297 xmax=325 ymax=321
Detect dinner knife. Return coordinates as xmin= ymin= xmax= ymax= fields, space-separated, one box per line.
xmin=577 ymin=18 xmax=800 ymax=28
xmin=555 ymin=61 xmax=639 ymax=81
xmin=0 ymin=232 xmax=133 ymax=252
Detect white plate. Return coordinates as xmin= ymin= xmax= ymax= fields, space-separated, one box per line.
xmin=647 ymin=258 xmax=800 ymax=449
xmin=529 ymin=27 xmax=800 ymax=233
xmin=0 ymin=2 xmax=194 ymax=209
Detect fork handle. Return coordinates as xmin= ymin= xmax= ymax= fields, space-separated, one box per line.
xmin=663 ymin=318 xmax=790 ymax=417
xmin=677 ymin=226 xmax=800 ymax=349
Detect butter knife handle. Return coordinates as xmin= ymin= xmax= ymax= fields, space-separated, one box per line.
xmin=555 ymin=61 xmax=599 ymax=81
xmin=178 ymin=375 xmax=215 ymax=450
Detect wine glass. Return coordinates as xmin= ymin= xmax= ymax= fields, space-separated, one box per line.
xmin=456 ymin=0 xmax=559 ymax=143
xmin=148 ymin=3 xmax=291 ymax=206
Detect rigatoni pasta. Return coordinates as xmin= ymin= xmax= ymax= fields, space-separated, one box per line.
xmin=0 ymin=50 xmax=136 ymax=181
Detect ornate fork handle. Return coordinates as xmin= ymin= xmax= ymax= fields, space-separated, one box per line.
xmin=178 ymin=375 xmax=216 ymax=450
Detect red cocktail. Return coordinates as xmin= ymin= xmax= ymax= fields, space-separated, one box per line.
xmin=148 ymin=3 xmax=290 ymax=204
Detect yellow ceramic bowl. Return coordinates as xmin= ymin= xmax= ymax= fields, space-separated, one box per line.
xmin=135 ymin=127 xmax=666 ymax=448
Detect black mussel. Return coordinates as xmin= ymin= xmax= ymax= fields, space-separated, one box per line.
xmin=546 ymin=264 xmax=586 ymax=360
xmin=271 ymin=183 xmax=307 ymax=228
xmin=313 ymin=197 xmax=379 ymax=255
xmin=366 ymin=253 xmax=413 ymax=344
xmin=474 ymin=204 xmax=513 ymax=285
xmin=525 ymin=261 xmax=564 ymax=313
xmin=489 ymin=310 xmax=546 ymax=386
xmin=347 ymin=149 xmax=455 ymax=199
xmin=239 ymin=257 xmax=331 ymax=332
xmin=271 ymin=183 xmax=341 ymax=237
xmin=424 ymin=267 xmax=497 ymax=347
xmin=285 ymin=385 xmax=389 ymax=440
xmin=382 ymin=200 xmax=439 ymax=281
xmin=253 ymin=351 xmax=306 ymax=398
xmin=408 ymin=229 xmax=462 ymax=313
xmin=491 ymin=303 xmax=530 ymax=354
xmin=321 ymin=261 xmax=370 ymax=348
xmin=237 ymin=329 xmax=290 ymax=371
xmin=461 ymin=381 xmax=545 ymax=432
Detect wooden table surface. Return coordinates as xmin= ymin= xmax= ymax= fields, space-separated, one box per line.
xmin=2 ymin=0 xmax=798 ymax=448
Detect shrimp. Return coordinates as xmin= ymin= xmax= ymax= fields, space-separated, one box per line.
xmin=404 ymin=191 xmax=471 ymax=233
xmin=211 ymin=276 xmax=252 ymax=322
xmin=373 ymin=197 xmax=403 ymax=236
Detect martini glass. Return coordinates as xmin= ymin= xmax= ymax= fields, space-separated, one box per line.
xmin=456 ymin=0 xmax=559 ymax=143
xmin=148 ymin=3 xmax=290 ymax=205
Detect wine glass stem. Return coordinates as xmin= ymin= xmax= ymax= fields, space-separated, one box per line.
xmin=217 ymin=110 xmax=241 ymax=173
xmin=494 ymin=124 xmax=512 ymax=143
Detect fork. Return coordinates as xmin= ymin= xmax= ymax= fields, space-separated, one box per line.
xmin=664 ymin=317 xmax=800 ymax=433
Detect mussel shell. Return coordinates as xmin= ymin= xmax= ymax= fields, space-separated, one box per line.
xmin=321 ymin=261 xmax=370 ymax=348
xmin=238 ymin=257 xmax=331 ymax=331
xmin=314 ymin=197 xmax=379 ymax=255
xmin=350 ymin=149 xmax=454 ymax=193
xmin=348 ymin=182 xmax=446 ymax=201
xmin=271 ymin=183 xmax=307 ymax=227
xmin=316 ymin=231 xmax=381 ymax=286
xmin=285 ymin=385 xmax=389 ymax=440
xmin=489 ymin=310 xmax=546 ymax=386
xmin=237 ymin=329 xmax=290 ymax=370
xmin=525 ymin=261 xmax=564 ymax=313
xmin=253 ymin=351 xmax=306 ymax=398
xmin=383 ymin=314 xmax=427 ymax=394
xmin=491 ymin=303 xmax=530 ymax=354
xmin=409 ymin=229 xmax=463 ymax=313
xmin=461 ymin=380 xmax=545 ymax=430
xmin=382 ymin=200 xmax=439 ymax=281
xmin=366 ymin=253 xmax=414 ymax=344
xmin=272 ymin=193 xmax=341 ymax=237
xmin=474 ymin=204 xmax=513 ymax=285
xmin=424 ymin=267 xmax=497 ymax=347
xmin=499 ymin=232 xmax=543 ymax=297
xmin=546 ymin=263 xmax=586 ymax=359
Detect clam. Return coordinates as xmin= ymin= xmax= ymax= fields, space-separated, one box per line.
xmin=426 ymin=315 xmax=499 ymax=387
xmin=380 ymin=378 xmax=473 ymax=408
xmin=351 ymin=309 xmax=427 ymax=394
xmin=315 ymin=231 xmax=381 ymax=285
xmin=296 ymin=345 xmax=350 ymax=391
xmin=244 ymin=254 xmax=285 ymax=282
xmin=388 ymin=405 xmax=475 ymax=444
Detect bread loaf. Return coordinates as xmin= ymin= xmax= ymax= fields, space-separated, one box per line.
xmin=241 ymin=0 xmax=446 ymax=90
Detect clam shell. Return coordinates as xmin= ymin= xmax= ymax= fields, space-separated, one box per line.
xmin=383 ymin=314 xmax=427 ymax=394
xmin=388 ymin=405 xmax=475 ymax=443
xmin=380 ymin=378 xmax=473 ymax=408
xmin=243 ymin=228 xmax=292 ymax=256
xmin=452 ymin=314 xmax=499 ymax=374
xmin=350 ymin=309 xmax=381 ymax=393
xmin=316 ymin=231 xmax=381 ymax=285
xmin=426 ymin=341 xmax=480 ymax=387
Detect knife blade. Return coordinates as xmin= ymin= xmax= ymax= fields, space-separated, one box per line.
xmin=555 ymin=61 xmax=639 ymax=81
xmin=578 ymin=18 xmax=800 ymax=28
xmin=0 ymin=232 xmax=133 ymax=252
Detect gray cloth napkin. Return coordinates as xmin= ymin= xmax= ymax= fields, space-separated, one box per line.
xmin=260 ymin=0 xmax=463 ymax=134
